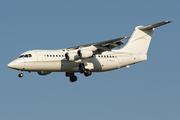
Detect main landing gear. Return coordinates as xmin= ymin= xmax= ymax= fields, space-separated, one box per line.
xmin=66 ymin=72 xmax=77 ymax=82
xmin=66 ymin=63 xmax=92 ymax=82
xmin=79 ymin=63 xmax=92 ymax=77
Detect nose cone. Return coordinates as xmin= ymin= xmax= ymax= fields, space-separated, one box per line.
xmin=7 ymin=61 xmax=16 ymax=69
xmin=8 ymin=59 xmax=24 ymax=70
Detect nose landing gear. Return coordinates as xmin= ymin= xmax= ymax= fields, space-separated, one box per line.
xmin=18 ymin=73 xmax=23 ymax=78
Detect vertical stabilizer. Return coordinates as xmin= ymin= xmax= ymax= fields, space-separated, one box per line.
xmin=120 ymin=21 xmax=172 ymax=54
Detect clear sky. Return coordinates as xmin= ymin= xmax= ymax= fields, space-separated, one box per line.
xmin=0 ymin=0 xmax=179 ymax=120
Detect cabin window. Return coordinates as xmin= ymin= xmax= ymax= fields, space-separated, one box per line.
xmin=59 ymin=55 xmax=61 ymax=57
xmin=62 ymin=55 xmax=64 ymax=57
xmin=50 ymin=55 xmax=52 ymax=57
xmin=47 ymin=55 xmax=49 ymax=57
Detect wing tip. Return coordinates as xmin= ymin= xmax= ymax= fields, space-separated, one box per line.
xmin=165 ymin=20 xmax=172 ymax=23
xmin=139 ymin=20 xmax=172 ymax=30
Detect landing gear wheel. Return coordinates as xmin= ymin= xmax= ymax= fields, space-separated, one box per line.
xmin=84 ymin=70 xmax=92 ymax=77
xmin=70 ymin=76 xmax=77 ymax=82
xmin=18 ymin=73 xmax=23 ymax=78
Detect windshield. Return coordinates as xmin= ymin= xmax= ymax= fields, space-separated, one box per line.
xmin=18 ymin=54 xmax=32 ymax=58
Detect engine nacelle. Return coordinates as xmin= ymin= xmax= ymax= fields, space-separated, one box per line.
xmin=77 ymin=49 xmax=93 ymax=58
xmin=38 ymin=71 xmax=51 ymax=76
xmin=65 ymin=51 xmax=80 ymax=61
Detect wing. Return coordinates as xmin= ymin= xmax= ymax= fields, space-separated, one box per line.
xmin=66 ymin=37 xmax=129 ymax=54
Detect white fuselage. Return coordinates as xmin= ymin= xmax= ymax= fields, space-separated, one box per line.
xmin=8 ymin=49 xmax=147 ymax=73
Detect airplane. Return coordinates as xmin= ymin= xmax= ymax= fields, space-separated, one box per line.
xmin=7 ymin=21 xmax=172 ymax=82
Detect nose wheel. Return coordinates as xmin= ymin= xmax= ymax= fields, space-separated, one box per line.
xmin=18 ymin=73 xmax=23 ymax=78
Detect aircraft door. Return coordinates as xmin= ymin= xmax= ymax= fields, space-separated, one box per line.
xmin=35 ymin=51 xmax=43 ymax=61
xmin=118 ymin=56 xmax=123 ymax=64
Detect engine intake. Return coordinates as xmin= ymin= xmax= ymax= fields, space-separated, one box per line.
xmin=77 ymin=49 xmax=93 ymax=58
xmin=65 ymin=51 xmax=80 ymax=61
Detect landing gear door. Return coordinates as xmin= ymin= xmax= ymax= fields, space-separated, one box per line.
xmin=84 ymin=63 xmax=94 ymax=70
xmin=35 ymin=51 xmax=43 ymax=61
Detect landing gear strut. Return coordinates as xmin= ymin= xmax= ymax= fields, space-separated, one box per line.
xmin=79 ymin=63 xmax=92 ymax=77
xmin=65 ymin=63 xmax=92 ymax=82
xmin=66 ymin=72 xmax=77 ymax=82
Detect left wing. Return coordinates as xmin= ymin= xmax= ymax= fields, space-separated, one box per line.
xmin=67 ymin=37 xmax=129 ymax=54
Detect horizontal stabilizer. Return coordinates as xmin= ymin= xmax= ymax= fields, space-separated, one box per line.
xmin=139 ymin=21 xmax=172 ymax=30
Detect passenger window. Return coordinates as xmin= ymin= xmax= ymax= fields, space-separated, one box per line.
xmin=47 ymin=55 xmax=49 ymax=57
xmin=104 ymin=55 xmax=106 ymax=58
xmin=56 ymin=55 xmax=58 ymax=57
xmin=50 ymin=55 xmax=52 ymax=57
xmin=59 ymin=55 xmax=61 ymax=57
xmin=62 ymin=55 xmax=64 ymax=57
xmin=53 ymin=55 xmax=55 ymax=57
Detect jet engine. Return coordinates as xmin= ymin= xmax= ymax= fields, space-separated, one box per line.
xmin=77 ymin=49 xmax=93 ymax=58
xmin=38 ymin=71 xmax=51 ymax=76
xmin=65 ymin=51 xmax=80 ymax=61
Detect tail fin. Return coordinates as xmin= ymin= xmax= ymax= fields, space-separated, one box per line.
xmin=120 ymin=21 xmax=172 ymax=54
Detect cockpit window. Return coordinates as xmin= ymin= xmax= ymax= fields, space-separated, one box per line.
xmin=18 ymin=54 xmax=32 ymax=58
xmin=19 ymin=55 xmax=24 ymax=58
xmin=28 ymin=54 xmax=32 ymax=57
xmin=24 ymin=54 xmax=28 ymax=57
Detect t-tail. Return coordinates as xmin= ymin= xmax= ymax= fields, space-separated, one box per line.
xmin=120 ymin=21 xmax=172 ymax=54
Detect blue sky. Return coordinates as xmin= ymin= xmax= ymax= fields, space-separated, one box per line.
xmin=0 ymin=0 xmax=179 ymax=120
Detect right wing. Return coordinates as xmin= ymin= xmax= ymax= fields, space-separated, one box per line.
xmin=67 ymin=37 xmax=129 ymax=54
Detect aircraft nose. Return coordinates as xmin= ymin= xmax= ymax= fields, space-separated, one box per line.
xmin=7 ymin=61 xmax=16 ymax=69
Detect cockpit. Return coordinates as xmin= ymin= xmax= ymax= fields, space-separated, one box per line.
xmin=18 ymin=54 xmax=32 ymax=58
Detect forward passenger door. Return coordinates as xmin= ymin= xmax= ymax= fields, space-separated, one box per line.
xmin=35 ymin=51 xmax=43 ymax=61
